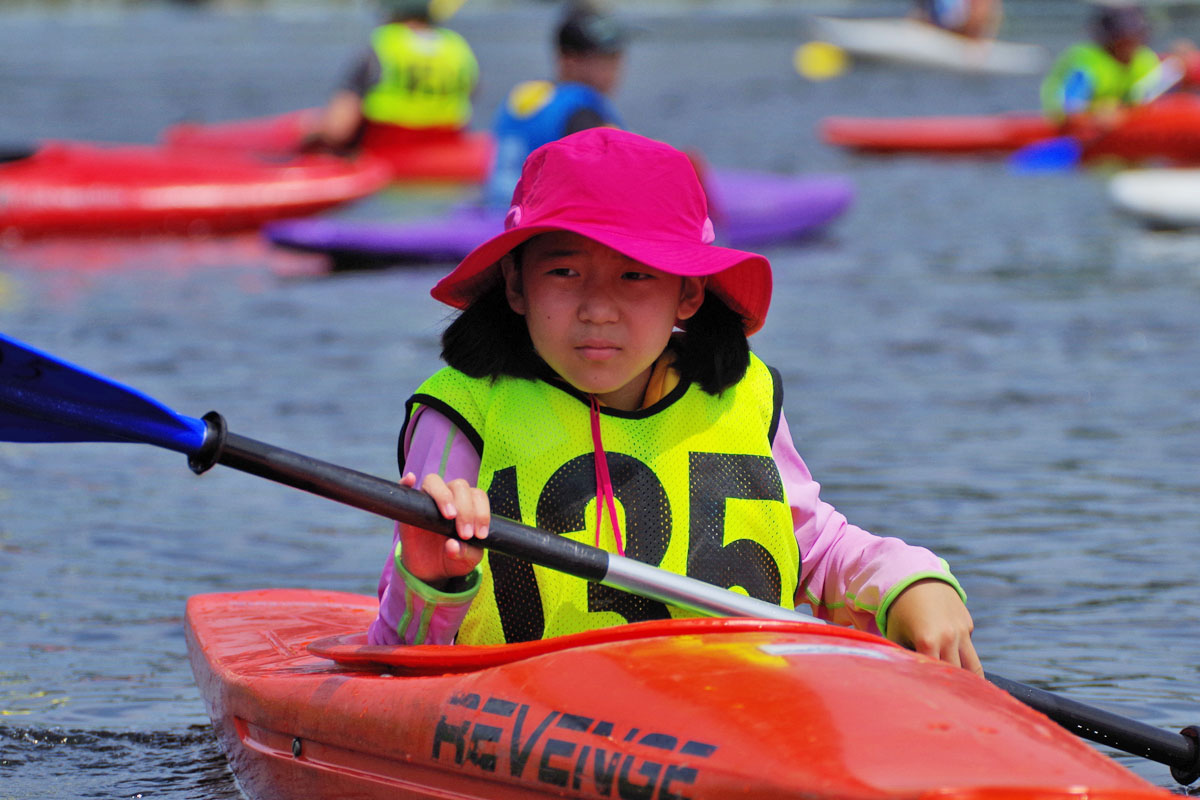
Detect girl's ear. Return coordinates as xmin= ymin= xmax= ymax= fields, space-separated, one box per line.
xmin=500 ymin=255 xmax=526 ymax=315
xmin=675 ymin=276 xmax=706 ymax=322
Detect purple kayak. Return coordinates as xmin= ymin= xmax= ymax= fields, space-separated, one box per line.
xmin=264 ymin=168 xmax=853 ymax=270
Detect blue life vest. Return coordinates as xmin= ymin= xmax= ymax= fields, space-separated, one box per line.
xmin=483 ymin=81 xmax=621 ymax=207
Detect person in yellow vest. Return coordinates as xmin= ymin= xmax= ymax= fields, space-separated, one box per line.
xmin=1040 ymin=3 xmax=1173 ymax=125
xmin=305 ymin=0 xmax=478 ymax=154
xmin=366 ymin=127 xmax=983 ymax=676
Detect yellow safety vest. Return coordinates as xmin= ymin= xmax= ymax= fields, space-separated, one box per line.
xmin=406 ymin=354 xmax=800 ymax=644
xmin=362 ymin=23 xmax=478 ymax=129
xmin=1041 ymin=43 xmax=1163 ymax=119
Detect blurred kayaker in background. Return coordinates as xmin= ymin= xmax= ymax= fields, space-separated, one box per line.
xmin=482 ymin=2 xmax=626 ymax=207
xmin=1039 ymin=3 xmax=1182 ymax=126
xmin=369 ymin=127 xmax=984 ymax=676
xmin=303 ymin=0 xmax=479 ymax=154
xmin=914 ymin=0 xmax=1003 ymax=40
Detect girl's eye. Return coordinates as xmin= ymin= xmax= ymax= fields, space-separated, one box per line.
xmin=622 ymin=271 xmax=654 ymax=281
xmin=546 ymin=267 xmax=577 ymax=277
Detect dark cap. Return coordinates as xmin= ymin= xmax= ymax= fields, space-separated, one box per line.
xmin=379 ymin=0 xmax=432 ymax=20
xmin=557 ymin=5 xmax=627 ymax=55
xmin=1091 ymin=3 xmax=1149 ymax=42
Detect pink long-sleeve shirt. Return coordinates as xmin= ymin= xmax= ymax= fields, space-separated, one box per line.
xmin=368 ymin=406 xmax=962 ymax=646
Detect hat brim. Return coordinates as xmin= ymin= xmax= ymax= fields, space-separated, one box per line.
xmin=431 ymin=223 xmax=772 ymax=335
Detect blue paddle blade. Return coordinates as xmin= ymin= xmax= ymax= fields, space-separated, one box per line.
xmin=0 ymin=332 xmax=206 ymax=454
xmin=1008 ymin=136 xmax=1084 ymax=173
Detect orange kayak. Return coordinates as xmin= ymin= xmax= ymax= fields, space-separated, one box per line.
xmin=186 ymin=588 xmax=1173 ymax=800
xmin=163 ymin=109 xmax=494 ymax=184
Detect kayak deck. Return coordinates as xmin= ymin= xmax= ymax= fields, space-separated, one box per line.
xmin=186 ymin=589 xmax=1172 ymax=800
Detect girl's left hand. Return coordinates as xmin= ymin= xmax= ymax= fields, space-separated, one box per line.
xmin=886 ymin=578 xmax=983 ymax=676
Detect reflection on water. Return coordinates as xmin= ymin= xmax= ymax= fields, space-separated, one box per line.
xmin=1 ymin=233 xmax=323 ymax=275
xmin=1 ymin=3 xmax=1198 ymax=798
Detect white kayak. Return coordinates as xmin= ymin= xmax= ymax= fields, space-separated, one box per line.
xmin=1109 ymin=168 xmax=1200 ymax=228
xmin=808 ymin=16 xmax=1048 ymax=75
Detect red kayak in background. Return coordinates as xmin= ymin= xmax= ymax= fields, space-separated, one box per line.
xmin=163 ymin=109 xmax=494 ymax=184
xmin=821 ymin=93 xmax=1200 ymax=164
xmin=187 ymin=588 xmax=1177 ymax=800
xmin=0 ymin=141 xmax=390 ymax=239
xmin=821 ymin=112 xmax=1056 ymax=155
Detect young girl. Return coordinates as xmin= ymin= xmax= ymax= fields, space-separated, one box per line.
xmin=368 ymin=127 xmax=982 ymax=675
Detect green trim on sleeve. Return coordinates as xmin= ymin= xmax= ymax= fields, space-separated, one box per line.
xmin=395 ymin=586 xmax=416 ymax=642
xmin=437 ymin=424 xmax=458 ymax=477
xmin=394 ymin=545 xmax=482 ymax=604
xmin=392 ymin=544 xmax=482 ymax=644
xmin=803 ymin=587 xmax=846 ymax=612
xmin=414 ymin=592 xmax=435 ymax=645
xmin=875 ymin=558 xmax=967 ymax=639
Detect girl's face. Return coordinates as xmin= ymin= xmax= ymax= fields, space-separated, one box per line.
xmin=502 ymin=231 xmax=705 ymax=412
xmin=1106 ymin=34 xmax=1142 ymax=64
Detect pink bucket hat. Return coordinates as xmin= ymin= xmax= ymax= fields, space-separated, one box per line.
xmin=430 ymin=128 xmax=773 ymax=335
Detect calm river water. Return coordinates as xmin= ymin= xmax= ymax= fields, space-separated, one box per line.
xmin=1 ymin=2 xmax=1198 ymax=797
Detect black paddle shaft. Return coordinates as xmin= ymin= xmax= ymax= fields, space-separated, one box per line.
xmin=189 ymin=412 xmax=608 ymax=582
xmin=988 ymin=673 xmax=1200 ymax=784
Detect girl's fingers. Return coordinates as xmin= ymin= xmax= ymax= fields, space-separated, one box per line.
xmin=921 ymin=631 xmax=984 ymax=677
xmin=419 ymin=473 xmax=459 ymax=520
xmin=444 ymin=537 xmax=484 ymax=563
xmin=419 ymin=474 xmax=490 ymax=541
xmin=446 ymin=481 xmax=490 ymax=541
xmin=468 ymin=487 xmax=490 ymax=539
xmin=960 ymin=639 xmax=985 ymax=677
xmin=940 ymin=639 xmax=963 ymax=669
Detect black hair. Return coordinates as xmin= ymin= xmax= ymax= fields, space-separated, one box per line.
xmin=1091 ymin=4 xmax=1148 ymax=42
xmin=556 ymin=3 xmax=627 ymax=56
xmin=440 ymin=275 xmax=751 ymax=396
xmin=672 ymin=290 xmax=752 ymax=395
xmin=441 ymin=281 xmax=543 ymax=382
xmin=380 ymin=0 xmax=432 ymax=23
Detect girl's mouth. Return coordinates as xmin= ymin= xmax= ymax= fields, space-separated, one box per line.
xmin=576 ymin=341 xmax=621 ymax=361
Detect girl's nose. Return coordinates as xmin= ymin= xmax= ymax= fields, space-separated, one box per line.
xmin=577 ymin=284 xmax=620 ymax=324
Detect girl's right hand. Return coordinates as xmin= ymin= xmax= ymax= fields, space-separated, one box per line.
xmin=398 ymin=472 xmax=488 ymax=590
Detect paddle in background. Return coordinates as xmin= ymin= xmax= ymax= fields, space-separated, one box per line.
xmin=0 ymin=144 xmax=36 ymax=163
xmin=0 ymin=330 xmax=1196 ymax=787
xmin=1009 ymin=55 xmax=1186 ymax=173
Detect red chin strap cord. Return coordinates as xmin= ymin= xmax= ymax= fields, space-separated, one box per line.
xmin=589 ymin=394 xmax=626 ymax=557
